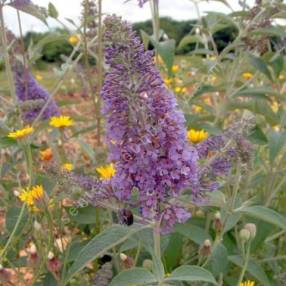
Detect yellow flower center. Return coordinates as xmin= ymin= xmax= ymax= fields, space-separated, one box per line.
xmin=187 ymin=129 xmax=208 ymax=144
xmin=96 ymin=163 xmax=116 ymax=180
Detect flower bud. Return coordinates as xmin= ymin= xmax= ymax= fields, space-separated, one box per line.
xmin=27 ymin=243 xmax=39 ymax=266
xmin=142 ymin=259 xmax=153 ymax=271
xmin=29 ymin=243 xmax=37 ymax=255
xmin=119 ymin=253 xmax=127 ymax=261
xmin=213 ymin=211 xmax=223 ymax=232
xmin=13 ymin=189 xmax=20 ymax=197
xmin=199 ymin=239 xmax=212 ymax=257
xmin=119 ymin=253 xmax=134 ymax=269
xmin=47 ymin=252 xmax=61 ymax=274
xmin=244 ymin=223 xmax=256 ymax=239
xmin=239 ymin=228 xmax=251 ymax=242
xmin=33 ymin=220 xmax=42 ymax=231
xmin=0 ymin=264 xmax=11 ymax=283
xmin=48 ymin=251 xmax=55 ymax=260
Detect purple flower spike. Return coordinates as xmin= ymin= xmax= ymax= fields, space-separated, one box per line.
xmin=101 ymin=16 xmax=199 ymax=230
xmin=14 ymin=66 xmax=60 ymax=122
xmin=138 ymin=0 xmax=149 ymax=7
xmin=10 ymin=0 xmax=32 ymax=7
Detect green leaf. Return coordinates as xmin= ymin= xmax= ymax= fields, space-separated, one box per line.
xmin=9 ymin=2 xmax=48 ymax=24
xmin=66 ymin=206 xmax=98 ymax=224
xmin=270 ymin=55 xmax=284 ymax=78
xmin=178 ymin=35 xmax=203 ymax=49
xmin=152 ymin=255 xmax=165 ymax=282
xmin=6 ymin=207 xmax=28 ymax=235
xmin=267 ymin=131 xmax=286 ymax=162
xmin=249 ymin=55 xmax=272 ymax=81
xmin=248 ymin=125 xmax=268 ymax=145
xmin=156 ymin=39 xmax=176 ymax=73
xmin=175 ymin=223 xmax=211 ymax=245
xmin=140 ymin=30 xmax=151 ymax=50
xmin=233 ymin=87 xmax=280 ymax=99
xmin=211 ymin=243 xmax=229 ymax=276
xmin=236 ymin=205 xmax=286 ymax=230
xmin=193 ymin=85 xmax=225 ymax=98
xmin=250 ymin=26 xmax=286 ymax=37
xmin=64 ymin=224 xmax=148 ymax=283
xmin=164 ymin=265 xmax=217 ymax=284
xmin=0 ymin=137 xmax=17 ymax=149
xmin=48 ymin=2 xmax=59 ymax=19
xmin=164 ymin=233 xmax=183 ymax=272
xmin=110 ymin=268 xmax=157 ymax=286
xmin=229 ymin=255 xmax=271 ymax=286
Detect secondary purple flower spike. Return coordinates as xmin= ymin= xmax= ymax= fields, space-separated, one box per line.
xmin=138 ymin=0 xmax=149 ymax=7
xmin=101 ymin=15 xmax=199 ymax=230
xmin=14 ymin=67 xmax=60 ymax=122
xmin=10 ymin=0 xmax=32 ymax=7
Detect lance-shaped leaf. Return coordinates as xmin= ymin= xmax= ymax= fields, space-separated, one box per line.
xmin=64 ymin=224 xmax=149 ymax=283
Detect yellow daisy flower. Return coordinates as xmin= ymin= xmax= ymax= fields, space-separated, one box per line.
xmin=240 ymin=280 xmax=255 ymax=286
xmin=242 ymin=72 xmax=254 ymax=80
xmin=19 ymin=185 xmax=44 ymax=207
xmin=175 ymin=87 xmax=182 ymax=94
xmin=271 ymin=101 xmax=279 ymax=113
xmin=187 ymin=129 xmax=208 ymax=144
xmin=40 ymin=148 xmax=53 ymax=161
xmin=35 ymin=74 xmax=43 ymax=81
xmin=8 ymin=126 xmax=34 ymax=139
xmin=96 ymin=163 xmax=116 ymax=180
xmin=63 ymin=163 xmax=74 ymax=172
xmin=164 ymin=78 xmax=173 ymax=86
xmin=68 ymin=35 xmax=79 ymax=45
xmin=172 ymin=65 xmax=179 ymax=73
xmin=193 ymin=105 xmax=203 ymax=113
xmin=49 ymin=116 xmax=74 ymax=128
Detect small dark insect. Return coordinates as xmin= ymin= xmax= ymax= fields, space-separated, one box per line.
xmin=119 ymin=208 xmax=134 ymax=226
xmin=99 ymin=255 xmax=112 ymax=265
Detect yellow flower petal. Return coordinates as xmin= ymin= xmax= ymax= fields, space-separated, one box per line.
xmin=63 ymin=163 xmax=74 ymax=172
xmin=187 ymin=129 xmax=208 ymax=144
xmin=240 ymin=280 xmax=255 ymax=286
xmin=40 ymin=148 xmax=53 ymax=161
xmin=8 ymin=126 xmax=34 ymax=139
xmin=19 ymin=185 xmax=44 ymax=207
xmin=242 ymin=72 xmax=254 ymax=80
xmin=172 ymin=65 xmax=179 ymax=73
xmin=49 ymin=116 xmax=74 ymax=128
xmin=96 ymin=163 xmax=116 ymax=180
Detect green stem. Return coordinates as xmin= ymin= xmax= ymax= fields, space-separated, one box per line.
xmin=24 ymin=143 xmax=33 ymax=186
xmin=0 ymin=204 xmax=26 ymax=262
xmin=0 ymin=3 xmax=17 ymax=102
xmin=96 ymin=0 xmax=103 ymax=146
xmin=150 ymin=0 xmax=160 ymax=62
xmin=153 ymin=221 xmax=161 ymax=258
xmin=237 ymin=242 xmax=251 ymax=286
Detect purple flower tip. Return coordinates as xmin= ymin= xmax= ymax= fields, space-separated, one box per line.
xmin=14 ymin=66 xmax=60 ymax=122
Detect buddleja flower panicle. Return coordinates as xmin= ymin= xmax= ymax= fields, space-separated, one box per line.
xmin=100 ymin=15 xmax=199 ymax=230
